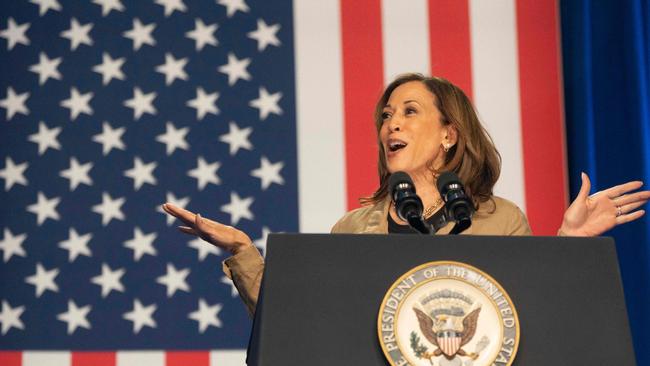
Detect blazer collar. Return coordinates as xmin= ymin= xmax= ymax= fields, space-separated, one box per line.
xmin=360 ymin=196 xmax=455 ymax=235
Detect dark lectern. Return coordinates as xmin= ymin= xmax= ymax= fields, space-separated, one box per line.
xmin=247 ymin=234 xmax=636 ymax=365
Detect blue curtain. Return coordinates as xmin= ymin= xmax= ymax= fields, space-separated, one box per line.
xmin=561 ymin=0 xmax=650 ymax=363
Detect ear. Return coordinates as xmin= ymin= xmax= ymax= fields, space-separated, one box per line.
xmin=444 ymin=125 xmax=458 ymax=147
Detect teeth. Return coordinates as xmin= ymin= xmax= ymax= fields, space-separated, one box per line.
xmin=389 ymin=141 xmax=406 ymax=152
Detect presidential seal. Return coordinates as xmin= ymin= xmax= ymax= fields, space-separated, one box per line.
xmin=377 ymin=261 xmax=519 ymax=366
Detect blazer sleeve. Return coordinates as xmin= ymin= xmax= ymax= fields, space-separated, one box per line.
xmin=507 ymin=205 xmax=533 ymax=236
xmin=222 ymin=245 xmax=264 ymax=316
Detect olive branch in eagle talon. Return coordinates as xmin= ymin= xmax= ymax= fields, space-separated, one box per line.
xmin=409 ymin=331 xmax=429 ymax=358
xmin=412 ymin=307 xmax=481 ymax=361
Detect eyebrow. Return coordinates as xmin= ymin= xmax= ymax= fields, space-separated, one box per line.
xmin=384 ymin=100 xmax=420 ymax=109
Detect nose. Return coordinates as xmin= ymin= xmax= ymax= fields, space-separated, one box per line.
xmin=388 ymin=113 xmax=403 ymax=132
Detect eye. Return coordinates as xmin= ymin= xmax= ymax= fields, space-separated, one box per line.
xmin=405 ymin=107 xmax=417 ymax=115
xmin=381 ymin=111 xmax=392 ymax=120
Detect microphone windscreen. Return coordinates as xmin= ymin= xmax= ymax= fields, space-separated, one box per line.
xmin=436 ymin=171 xmax=461 ymax=193
xmin=388 ymin=171 xmax=413 ymax=195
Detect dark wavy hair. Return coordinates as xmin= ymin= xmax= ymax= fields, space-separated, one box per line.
xmin=360 ymin=73 xmax=501 ymax=208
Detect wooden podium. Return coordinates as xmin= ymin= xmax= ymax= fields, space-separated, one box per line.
xmin=246 ymin=234 xmax=636 ymax=365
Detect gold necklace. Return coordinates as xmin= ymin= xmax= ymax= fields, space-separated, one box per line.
xmin=423 ymin=198 xmax=444 ymax=218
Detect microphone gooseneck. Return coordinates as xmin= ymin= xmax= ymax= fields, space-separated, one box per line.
xmin=388 ymin=172 xmax=432 ymax=234
xmin=436 ymin=171 xmax=474 ymax=235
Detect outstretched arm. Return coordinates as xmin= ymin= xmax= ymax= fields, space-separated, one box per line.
xmin=162 ymin=203 xmax=262 ymax=315
xmin=559 ymin=173 xmax=650 ymax=236
xmin=162 ymin=203 xmax=254 ymax=254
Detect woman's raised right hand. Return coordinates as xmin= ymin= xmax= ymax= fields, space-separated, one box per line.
xmin=161 ymin=203 xmax=253 ymax=255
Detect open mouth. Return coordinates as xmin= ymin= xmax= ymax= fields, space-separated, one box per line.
xmin=387 ymin=139 xmax=407 ymax=153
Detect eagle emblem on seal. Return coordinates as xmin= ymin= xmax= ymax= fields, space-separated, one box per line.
xmin=411 ymin=290 xmax=488 ymax=363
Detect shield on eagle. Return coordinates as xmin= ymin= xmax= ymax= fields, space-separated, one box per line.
xmin=437 ymin=330 xmax=462 ymax=357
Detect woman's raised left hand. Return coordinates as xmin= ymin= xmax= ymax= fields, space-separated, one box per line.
xmin=559 ymin=173 xmax=650 ymax=236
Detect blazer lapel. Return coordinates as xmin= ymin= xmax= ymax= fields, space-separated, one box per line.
xmin=360 ymin=198 xmax=390 ymax=234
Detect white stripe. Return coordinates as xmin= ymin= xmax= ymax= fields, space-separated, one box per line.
xmin=116 ymin=351 xmax=164 ymax=366
xmin=210 ymin=349 xmax=247 ymax=365
xmin=293 ymin=0 xmax=346 ymax=233
xmin=469 ymin=0 xmax=526 ymax=210
xmin=381 ymin=0 xmax=431 ymax=85
xmin=23 ymin=351 xmax=70 ymax=366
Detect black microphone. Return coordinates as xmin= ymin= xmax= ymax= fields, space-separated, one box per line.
xmin=437 ymin=171 xmax=474 ymax=235
xmin=388 ymin=172 xmax=431 ymax=234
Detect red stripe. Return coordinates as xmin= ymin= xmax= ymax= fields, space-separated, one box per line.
xmin=428 ymin=0 xmax=473 ymax=97
xmin=166 ymin=351 xmax=209 ymax=366
xmin=0 ymin=351 xmax=22 ymax=366
xmin=72 ymin=352 xmax=115 ymax=366
xmin=340 ymin=0 xmax=384 ymax=209
xmin=516 ymin=0 xmax=568 ymax=234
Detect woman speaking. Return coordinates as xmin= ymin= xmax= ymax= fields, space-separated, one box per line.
xmin=162 ymin=73 xmax=650 ymax=315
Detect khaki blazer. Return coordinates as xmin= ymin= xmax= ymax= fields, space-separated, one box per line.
xmin=224 ymin=196 xmax=531 ymax=315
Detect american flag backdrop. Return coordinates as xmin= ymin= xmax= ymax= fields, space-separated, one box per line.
xmin=0 ymin=1 xmax=566 ymax=365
